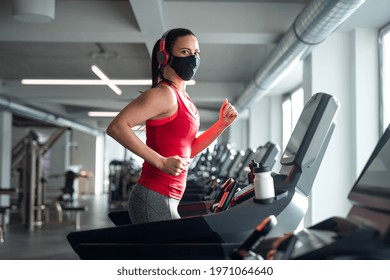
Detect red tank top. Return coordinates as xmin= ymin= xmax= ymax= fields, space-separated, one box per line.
xmin=137 ymin=82 xmax=200 ymax=199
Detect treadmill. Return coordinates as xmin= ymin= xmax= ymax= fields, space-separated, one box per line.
xmin=176 ymin=141 xmax=280 ymax=217
xmin=261 ymin=124 xmax=390 ymax=260
xmin=67 ymin=92 xmax=340 ymax=260
xmin=107 ymin=141 xmax=280 ymax=225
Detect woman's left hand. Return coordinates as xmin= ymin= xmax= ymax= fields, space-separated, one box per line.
xmin=219 ymin=98 xmax=238 ymax=127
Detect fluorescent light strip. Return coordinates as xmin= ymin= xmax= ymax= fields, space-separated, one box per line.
xmin=88 ymin=111 xmax=119 ymax=117
xmin=22 ymin=79 xmax=107 ymax=85
xmin=91 ymin=65 xmax=122 ymax=95
xmin=21 ymin=79 xmax=196 ymax=86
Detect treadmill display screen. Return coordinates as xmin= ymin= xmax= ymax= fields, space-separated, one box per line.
xmin=348 ymin=125 xmax=390 ymax=212
xmin=254 ymin=147 xmax=266 ymax=163
xmin=280 ymin=93 xmax=339 ymax=167
xmin=280 ymin=112 xmax=309 ymax=164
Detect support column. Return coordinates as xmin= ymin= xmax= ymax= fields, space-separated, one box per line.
xmin=352 ymin=28 xmax=379 ymax=176
xmin=0 ymin=110 xmax=12 ymax=206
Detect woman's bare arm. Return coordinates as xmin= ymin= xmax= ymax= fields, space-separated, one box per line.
xmin=191 ymin=99 xmax=238 ymax=158
xmin=107 ymin=86 xmax=187 ymax=175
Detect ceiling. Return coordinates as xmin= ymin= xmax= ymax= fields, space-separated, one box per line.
xmin=0 ymin=0 xmax=390 ymax=132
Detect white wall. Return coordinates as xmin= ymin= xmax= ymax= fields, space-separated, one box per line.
xmin=95 ymin=133 xmax=105 ymax=194
xmin=229 ymin=112 xmax=249 ymax=151
xmin=249 ymin=95 xmax=283 ymax=172
xmin=103 ymin=133 xmax=128 ymax=194
xmin=303 ymin=29 xmax=380 ymax=226
xmin=249 ymin=97 xmax=271 ymax=151
xmin=269 ymin=95 xmax=283 ymax=157
xmin=68 ymin=130 xmax=97 ymax=194
xmin=248 ymin=95 xmax=283 ymax=170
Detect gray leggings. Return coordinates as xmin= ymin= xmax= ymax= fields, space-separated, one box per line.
xmin=128 ymin=183 xmax=181 ymax=224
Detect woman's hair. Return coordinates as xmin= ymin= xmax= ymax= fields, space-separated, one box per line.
xmin=151 ymin=28 xmax=196 ymax=88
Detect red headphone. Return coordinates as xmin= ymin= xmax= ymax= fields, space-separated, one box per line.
xmin=157 ymin=30 xmax=171 ymax=66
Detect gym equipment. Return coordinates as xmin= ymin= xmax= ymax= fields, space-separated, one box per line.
xmin=235 ymin=142 xmax=279 ymax=183
xmin=48 ymin=170 xmax=89 ymax=229
xmin=74 ymin=215 xmax=279 ymax=261
xmin=187 ymin=142 xmax=229 ymax=181
xmin=56 ymin=170 xmax=78 ymax=201
xmin=11 ymin=127 xmax=68 ymax=230
xmin=261 ymin=124 xmax=390 ymax=260
xmin=183 ymin=143 xmax=236 ymax=200
xmin=181 ymin=147 xmax=238 ymax=201
xmin=183 ymin=141 xmax=276 ymax=202
xmin=67 ymin=92 xmax=339 ymax=259
xmin=108 ymin=158 xmax=141 ymax=208
xmin=231 ymin=215 xmax=277 ymax=260
xmin=0 ymin=188 xmax=16 ymax=243
xmin=107 ymin=141 xmax=279 ymax=225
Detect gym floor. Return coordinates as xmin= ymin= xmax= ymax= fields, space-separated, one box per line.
xmin=0 ymin=194 xmax=115 ymax=260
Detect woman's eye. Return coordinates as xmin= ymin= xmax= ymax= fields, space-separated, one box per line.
xmin=180 ymin=49 xmax=200 ymax=57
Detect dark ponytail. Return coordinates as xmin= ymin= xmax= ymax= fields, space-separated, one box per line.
xmin=151 ymin=28 xmax=196 ymax=88
xmin=151 ymin=39 xmax=161 ymax=88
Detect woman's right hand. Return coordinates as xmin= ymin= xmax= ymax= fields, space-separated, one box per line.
xmin=219 ymin=98 xmax=238 ymax=127
xmin=160 ymin=155 xmax=189 ymax=176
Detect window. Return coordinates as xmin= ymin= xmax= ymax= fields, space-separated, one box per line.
xmin=282 ymin=88 xmax=304 ymax=151
xmin=379 ymin=23 xmax=390 ymax=132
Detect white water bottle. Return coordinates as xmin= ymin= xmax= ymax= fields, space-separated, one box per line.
xmin=253 ymin=165 xmax=275 ymax=200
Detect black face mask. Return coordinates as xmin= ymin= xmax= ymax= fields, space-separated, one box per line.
xmin=169 ymin=55 xmax=200 ymax=81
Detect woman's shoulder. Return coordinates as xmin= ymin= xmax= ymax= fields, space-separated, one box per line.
xmin=144 ymin=83 xmax=175 ymax=96
xmin=136 ymin=84 xmax=177 ymax=112
xmin=141 ymin=83 xmax=176 ymax=102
